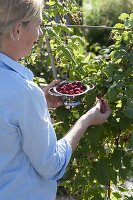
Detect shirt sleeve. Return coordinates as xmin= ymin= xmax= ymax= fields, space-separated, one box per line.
xmin=8 ymin=81 xmax=72 ymax=180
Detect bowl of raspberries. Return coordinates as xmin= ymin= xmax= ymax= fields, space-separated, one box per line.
xmin=49 ymin=80 xmax=94 ymax=106
xmin=54 ymin=81 xmax=88 ymax=95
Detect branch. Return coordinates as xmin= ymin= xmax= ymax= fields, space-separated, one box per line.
xmin=45 ymin=36 xmax=57 ymax=79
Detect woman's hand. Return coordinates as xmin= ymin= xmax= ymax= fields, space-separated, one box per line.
xmin=84 ymin=98 xmax=111 ymax=126
xmin=64 ymin=98 xmax=111 ymax=152
xmin=41 ymin=80 xmax=63 ymax=108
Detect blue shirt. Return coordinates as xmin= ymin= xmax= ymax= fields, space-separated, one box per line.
xmin=0 ymin=53 xmax=72 ymax=200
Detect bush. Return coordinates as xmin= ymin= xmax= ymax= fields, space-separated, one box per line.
xmin=83 ymin=0 xmax=133 ymax=47
xmin=22 ymin=0 xmax=133 ymax=198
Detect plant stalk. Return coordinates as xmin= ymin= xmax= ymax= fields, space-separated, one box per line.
xmin=45 ymin=36 xmax=57 ymax=79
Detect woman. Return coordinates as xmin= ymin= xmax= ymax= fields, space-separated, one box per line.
xmin=0 ymin=0 xmax=111 ymax=199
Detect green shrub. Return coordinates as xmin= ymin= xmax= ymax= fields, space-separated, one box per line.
xmin=22 ymin=0 xmax=133 ymax=198
xmin=83 ymin=0 xmax=133 ymax=47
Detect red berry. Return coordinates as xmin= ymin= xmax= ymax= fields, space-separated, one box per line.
xmin=75 ymin=91 xmax=80 ymax=94
xmin=69 ymin=89 xmax=74 ymax=94
xmin=65 ymin=90 xmax=69 ymax=94
xmin=76 ymin=81 xmax=81 ymax=86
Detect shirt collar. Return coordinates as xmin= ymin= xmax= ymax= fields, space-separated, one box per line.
xmin=0 ymin=53 xmax=34 ymax=80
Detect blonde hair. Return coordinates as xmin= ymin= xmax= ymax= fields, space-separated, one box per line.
xmin=0 ymin=0 xmax=43 ymax=35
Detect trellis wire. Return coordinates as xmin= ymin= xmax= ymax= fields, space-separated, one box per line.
xmin=45 ymin=24 xmax=133 ymax=31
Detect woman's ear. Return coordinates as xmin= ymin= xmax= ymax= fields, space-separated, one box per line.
xmin=10 ymin=22 xmax=23 ymax=41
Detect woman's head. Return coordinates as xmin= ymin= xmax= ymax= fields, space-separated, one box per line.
xmin=0 ymin=0 xmax=43 ymax=35
xmin=0 ymin=0 xmax=43 ymax=60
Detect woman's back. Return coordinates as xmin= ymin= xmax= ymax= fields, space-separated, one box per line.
xmin=0 ymin=55 xmax=57 ymax=200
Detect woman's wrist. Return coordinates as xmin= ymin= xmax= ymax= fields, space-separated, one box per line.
xmin=79 ymin=113 xmax=92 ymax=129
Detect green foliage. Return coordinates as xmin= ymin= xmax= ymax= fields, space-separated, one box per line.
xmin=83 ymin=0 xmax=133 ymax=47
xmin=23 ymin=1 xmax=133 ymax=199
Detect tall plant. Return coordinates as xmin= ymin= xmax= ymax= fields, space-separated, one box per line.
xmin=53 ymin=13 xmax=133 ymax=200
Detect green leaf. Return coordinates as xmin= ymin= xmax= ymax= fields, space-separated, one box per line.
xmin=107 ymin=87 xmax=117 ymax=103
xmin=128 ymin=50 xmax=133 ymax=63
xmin=113 ymin=49 xmax=127 ymax=60
xmin=111 ymin=148 xmax=123 ymax=170
xmin=119 ymin=13 xmax=129 ymax=21
xmin=90 ymin=159 xmax=117 ymax=185
xmin=57 ymin=45 xmax=76 ymax=64
xmin=123 ymin=155 xmax=132 ymax=168
xmin=46 ymin=28 xmax=60 ymax=40
xmin=71 ymin=36 xmax=85 ymax=46
xmin=114 ymin=73 xmax=124 ymax=81
xmin=125 ymin=19 xmax=133 ymax=28
xmin=123 ymin=108 xmax=133 ymax=120
xmin=114 ymin=23 xmax=125 ymax=28
xmin=46 ymin=0 xmax=56 ymax=6
xmin=57 ymin=2 xmax=67 ymax=14
xmin=88 ymin=126 xmax=105 ymax=145
xmin=55 ymin=107 xmax=71 ymax=119
xmin=119 ymin=117 xmax=130 ymax=131
xmin=119 ymin=167 xmax=129 ymax=179
xmin=104 ymin=63 xmax=114 ymax=77
xmin=85 ymin=93 xmax=95 ymax=109
xmin=57 ymin=24 xmax=72 ymax=33
xmin=112 ymin=192 xmax=122 ymax=199
xmin=125 ymin=85 xmax=133 ymax=98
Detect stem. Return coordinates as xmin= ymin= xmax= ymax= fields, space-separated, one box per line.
xmin=115 ymin=131 xmax=121 ymax=147
xmin=45 ymin=36 xmax=57 ymax=79
xmin=58 ymin=12 xmax=65 ymax=24
xmin=107 ymin=181 xmax=111 ymax=199
xmin=105 ymin=181 xmax=111 ymax=200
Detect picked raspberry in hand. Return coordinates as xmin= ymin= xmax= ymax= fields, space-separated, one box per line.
xmin=96 ymin=96 xmax=106 ymax=113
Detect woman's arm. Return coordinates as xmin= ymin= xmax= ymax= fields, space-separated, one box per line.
xmin=64 ymin=100 xmax=111 ymax=152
